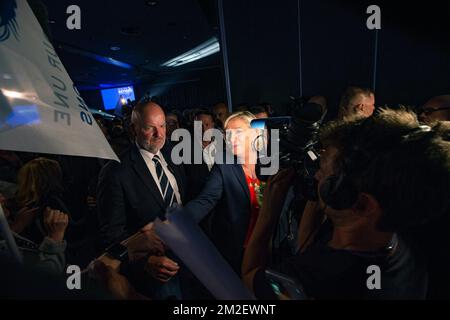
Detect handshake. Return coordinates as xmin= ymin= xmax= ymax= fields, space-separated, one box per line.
xmin=95 ymin=222 xmax=180 ymax=283
xmin=126 ymin=222 xmax=180 ymax=283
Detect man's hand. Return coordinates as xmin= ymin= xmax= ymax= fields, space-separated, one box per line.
xmin=91 ymin=260 xmax=148 ymax=300
xmin=259 ymin=168 xmax=296 ymax=222
xmin=145 ymin=255 xmax=179 ymax=283
xmin=141 ymin=222 xmax=166 ymax=254
xmin=43 ymin=207 xmax=69 ymax=242
xmin=97 ymin=254 xmax=122 ymax=272
xmin=242 ymin=168 xmax=296 ymax=291
xmin=125 ymin=223 xmax=165 ymax=262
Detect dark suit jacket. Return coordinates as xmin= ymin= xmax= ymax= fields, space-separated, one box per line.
xmin=183 ymin=161 xmax=251 ymax=273
xmin=183 ymin=139 xmax=214 ymax=202
xmin=97 ymin=142 xmax=186 ymax=249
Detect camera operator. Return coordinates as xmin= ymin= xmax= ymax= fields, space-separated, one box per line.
xmin=243 ymin=108 xmax=450 ymax=299
xmin=254 ymin=98 xmax=326 ymax=264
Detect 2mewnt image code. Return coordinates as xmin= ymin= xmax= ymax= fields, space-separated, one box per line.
xmin=217 ymin=304 xmax=276 ymax=315
xmin=172 ymin=304 xmax=276 ymax=317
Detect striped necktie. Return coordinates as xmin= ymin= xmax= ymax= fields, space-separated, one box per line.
xmin=152 ymin=154 xmax=176 ymax=207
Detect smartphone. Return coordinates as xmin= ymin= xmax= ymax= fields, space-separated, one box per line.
xmin=265 ymin=269 xmax=307 ymax=300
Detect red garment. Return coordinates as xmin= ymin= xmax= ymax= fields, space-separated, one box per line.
xmin=244 ymin=175 xmax=261 ymax=247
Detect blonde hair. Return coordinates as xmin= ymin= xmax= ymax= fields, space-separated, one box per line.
xmin=16 ymin=157 xmax=63 ymax=207
xmin=223 ymin=111 xmax=256 ymax=129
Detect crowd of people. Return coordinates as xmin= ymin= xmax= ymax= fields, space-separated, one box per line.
xmin=1 ymin=88 xmax=449 ymax=300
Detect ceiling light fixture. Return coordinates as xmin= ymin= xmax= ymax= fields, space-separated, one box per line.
xmin=59 ymin=44 xmax=133 ymax=69
xmin=104 ymin=57 xmax=132 ymax=69
xmin=110 ymin=46 xmax=121 ymax=51
xmin=161 ymin=37 xmax=220 ymax=67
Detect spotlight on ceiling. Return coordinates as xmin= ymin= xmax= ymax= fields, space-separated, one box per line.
xmin=110 ymin=46 xmax=121 ymax=51
xmin=161 ymin=37 xmax=220 ymax=67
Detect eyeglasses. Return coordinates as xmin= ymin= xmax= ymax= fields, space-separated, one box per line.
xmin=418 ymin=107 xmax=450 ymax=115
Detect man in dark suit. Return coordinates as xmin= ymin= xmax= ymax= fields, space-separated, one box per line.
xmin=181 ymin=110 xmax=220 ymax=299
xmin=97 ymin=101 xmax=186 ymax=299
xmin=184 ymin=110 xmax=217 ymax=201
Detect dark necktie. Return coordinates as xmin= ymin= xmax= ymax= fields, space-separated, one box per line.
xmin=152 ymin=154 xmax=176 ymax=208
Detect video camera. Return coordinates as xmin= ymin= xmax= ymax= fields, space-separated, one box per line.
xmin=251 ymin=97 xmax=325 ymax=200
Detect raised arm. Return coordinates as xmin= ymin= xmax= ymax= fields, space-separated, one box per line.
xmin=183 ymin=164 xmax=224 ymax=223
xmin=242 ymin=169 xmax=296 ymax=293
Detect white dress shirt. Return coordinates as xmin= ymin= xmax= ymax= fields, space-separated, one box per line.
xmin=137 ymin=143 xmax=182 ymax=205
xmin=202 ymin=141 xmax=217 ymax=171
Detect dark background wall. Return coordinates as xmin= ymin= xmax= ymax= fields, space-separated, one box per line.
xmin=79 ymin=89 xmax=102 ymax=110
xmin=300 ymin=1 xmax=375 ymax=114
xmin=78 ymin=0 xmax=450 ymax=116
xmin=221 ymin=0 xmax=450 ymax=116
xmin=376 ymin=17 xmax=450 ymax=107
xmin=222 ymin=0 xmax=301 ymax=111
xmin=134 ymin=66 xmax=225 ymax=110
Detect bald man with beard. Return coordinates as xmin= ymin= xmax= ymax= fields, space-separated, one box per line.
xmin=97 ymin=101 xmax=187 ymax=299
